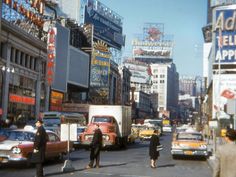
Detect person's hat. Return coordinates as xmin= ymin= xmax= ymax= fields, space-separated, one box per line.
xmin=35 ymin=119 xmax=43 ymax=124
xmin=226 ymin=129 xmax=236 ymax=141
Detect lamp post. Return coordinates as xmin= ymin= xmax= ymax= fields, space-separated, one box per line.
xmin=194 ymin=76 xmax=204 ymax=129
xmin=0 ymin=65 xmax=15 ymax=122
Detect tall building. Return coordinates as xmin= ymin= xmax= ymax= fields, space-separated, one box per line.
xmin=151 ymin=63 xmax=179 ymax=114
xmin=179 ymin=76 xmax=197 ymax=96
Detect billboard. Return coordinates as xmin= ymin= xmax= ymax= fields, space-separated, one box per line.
xmin=90 ymin=41 xmax=111 ymax=99
xmin=212 ymin=74 xmax=236 ymax=119
xmin=214 ymin=5 xmax=236 ymax=64
xmin=133 ymin=46 xmax=172 ymax=59
xmin=123 ymin=60 xmax=152 ymax=84
xmin=84 ymin=5 xmax=124 ymax=50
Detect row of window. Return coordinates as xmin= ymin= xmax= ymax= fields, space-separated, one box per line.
xmin=153 ymin=74 xmax=165 ymax=78
xmin=0 ymin=42 xmax=46 ymax=75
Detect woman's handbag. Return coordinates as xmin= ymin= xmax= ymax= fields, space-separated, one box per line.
xmin=156 ymin=144 xmax=163 ymax=151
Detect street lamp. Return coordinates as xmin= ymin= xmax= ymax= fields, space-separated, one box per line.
xmin=0 ymin=65 xmax=15 ymax=122
xmin=195 ymin=76 xmax=204 ymax=128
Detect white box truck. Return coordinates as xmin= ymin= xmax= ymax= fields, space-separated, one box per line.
xmin=80 ymin=105 xmax=132 ymax=148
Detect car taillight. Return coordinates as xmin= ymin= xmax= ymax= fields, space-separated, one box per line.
xmin=12 ymin=147 xmax=21 ymax=154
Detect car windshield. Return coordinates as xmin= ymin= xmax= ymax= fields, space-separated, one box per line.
xmin=77 ymin=127 xmax=86 ymax=133
xmin=93 ymin=117 xmax=112 ymax=123
xmin=43 ymin=117 xmax=61 ymax=126
xmin=177 ymin=133 xmax=203 ymax=141
xmin=7 ymin=131 xmax=35 ymax=141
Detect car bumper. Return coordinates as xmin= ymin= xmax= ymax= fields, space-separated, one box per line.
xmin=171 ymin=149 xmax=208 ymax=156
xmin=81 ymin=140 xmax=114 ymax=147
xmin=0 ymin=155 xmax=27 ymax=163
xmin=140 ymin=136 xmax=152 ymax=140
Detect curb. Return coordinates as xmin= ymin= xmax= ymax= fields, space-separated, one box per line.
xmin=207 ymin=156 xmax=215 ymax=170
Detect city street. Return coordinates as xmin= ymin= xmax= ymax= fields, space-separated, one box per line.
xmin=0 ymin=133 xmax=212 ymax=177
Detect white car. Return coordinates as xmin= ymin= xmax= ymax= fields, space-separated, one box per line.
xmin=163 ymin=125 xmax=172 ymax=133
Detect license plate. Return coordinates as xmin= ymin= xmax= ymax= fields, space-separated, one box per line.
xmin=184 ymin=151 xmax=193 ymax=155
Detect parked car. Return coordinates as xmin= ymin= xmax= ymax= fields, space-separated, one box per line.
xmin=0 ymin=126 xmax=68 ymax=164
xmin=171 ymin=130 xmax=208 ymax=159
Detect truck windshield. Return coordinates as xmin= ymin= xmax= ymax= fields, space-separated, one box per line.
xmin=43 ymin=117 xmax=60 ymax=126
xmin=93 ymin=117 xmax=112 ymax=123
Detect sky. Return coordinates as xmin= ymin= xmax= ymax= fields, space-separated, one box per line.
xmin=98 ymin=0 xmax=207 ymax=77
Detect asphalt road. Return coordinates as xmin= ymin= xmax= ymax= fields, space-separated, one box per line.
xmin=0 ymin=133 xmax=212 ymax=177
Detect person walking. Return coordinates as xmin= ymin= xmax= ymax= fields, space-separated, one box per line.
xmin=149 ymin=130 xmax=161 ymax=168
xmin=33 ymin=120 xmax=48 ymax=177
xmin=213 ymin=128 xmax=236 ymax=177
xmin=86 ymin=124 xmax=103 ymax=169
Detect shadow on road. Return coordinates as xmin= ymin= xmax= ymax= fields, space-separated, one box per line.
xmin=45 ymin=163 xmax=127 ymax=176
xmin=100 ymin=162 xmax=127 ymax=168
xmin=45 ymin=168 xmax=84 ymax=177
xmin=157 ymin=163 xmax=175 ymax=168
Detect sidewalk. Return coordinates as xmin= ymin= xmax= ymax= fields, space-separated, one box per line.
xmin=206 ymin=137 xmax=225 ymax=170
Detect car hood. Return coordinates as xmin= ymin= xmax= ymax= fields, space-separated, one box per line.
xmin=140 ymin=130 xmax=155 ymax=134
xmin=173 ymin=140 xmax=206 ymax=148
xmin=0 ymin=140 xmax=32 ymax=150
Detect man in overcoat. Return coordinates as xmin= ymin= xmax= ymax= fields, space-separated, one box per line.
xmin=86 ymin=124 xmax=103 ymax=169
xmin=33 ymin=120 xmax=48 ymax=177
xmin=213 ymin=129 xmax=236 ymax=177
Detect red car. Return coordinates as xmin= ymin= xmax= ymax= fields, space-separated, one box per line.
xmin=0 ymin=126 xmax=68 ymax=164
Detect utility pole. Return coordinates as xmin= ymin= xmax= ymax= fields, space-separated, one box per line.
xmin=0 ymin=0 xmax=2 ymax=44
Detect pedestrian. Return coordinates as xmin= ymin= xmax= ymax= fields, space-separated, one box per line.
xmin=149 ymin=130 xmax=161 ymax=168
xmin=32 ymin=119 xmax=48 ymax=177
xmin=86 ymin=124 xmax=103 ymax=169
xmin=213 ymin=128 xmax=236 ymax=177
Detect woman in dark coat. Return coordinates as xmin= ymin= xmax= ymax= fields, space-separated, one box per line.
xmin=149 ymin=130 xmax=160 ymax=168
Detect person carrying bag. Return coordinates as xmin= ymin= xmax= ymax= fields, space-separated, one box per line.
xmin=149 ymin=130 xmax=162 ymax=168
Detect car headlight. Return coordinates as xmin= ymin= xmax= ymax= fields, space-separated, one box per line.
xmin=103 ymin=135 xmax=110 ymax=141
xmin=172 ymin=143 xmax=180 ymax=149
xmin=200 ymin=144 xmax=207 ymax=149
xmin=12 ymin=147 xmax=21 ymax=154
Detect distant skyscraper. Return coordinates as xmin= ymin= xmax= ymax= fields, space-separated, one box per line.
xmin=179 ymin=76 xmax=196 ymax=96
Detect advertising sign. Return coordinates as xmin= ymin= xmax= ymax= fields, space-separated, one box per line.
xmin=132 ymin=39 xmax=173 ymax=59
xmin=2 ymin=0 xmax=45 ymax=37
xmin=50 ymin=90 xmax=63 ymax=111
xmin=211 ymin=0 xmax=236 ymax=7
xmin=84 ymin=6 xmax=124 ymax=49
xmin=212 ymin=74 xmax=236 ymax=119
xmin=214 ymin=5 xmax=236 ymax=64
xmin=133 ymin=46 xmax=172 ymax=58
xmin=123 ymin=60 xmax=151 ymax=84
xmin=47 ymin=27 xmax=57 ymax=86
xmin=90 ymin=42 xmax=110 ymax=87
xmin=90 ymin=41 xmax=111 ymax=101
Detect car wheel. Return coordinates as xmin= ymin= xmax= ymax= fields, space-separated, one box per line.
xmin=55 ymin=152 xmax=65 ymax=162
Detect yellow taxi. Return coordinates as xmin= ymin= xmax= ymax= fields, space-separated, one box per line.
xmin=171 ymin=130 xmax=208 ymax=159
xmin=139 ymin=126 xmax=160 ymax=141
